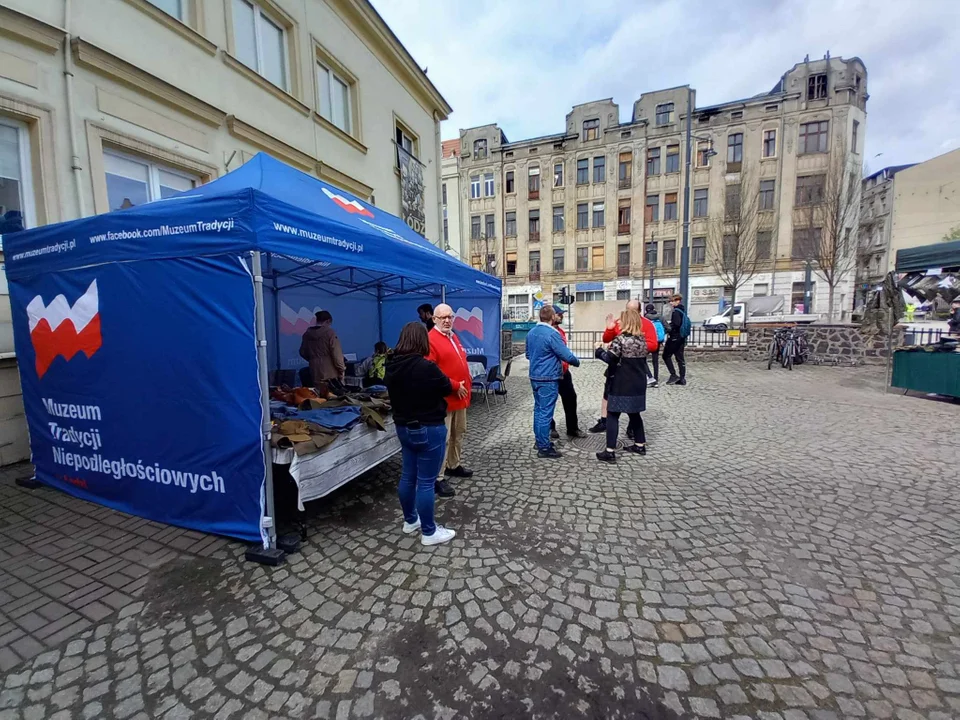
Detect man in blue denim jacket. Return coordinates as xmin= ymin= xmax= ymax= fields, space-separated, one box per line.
xmin=525 ymin=305 xmax=581 ymax=458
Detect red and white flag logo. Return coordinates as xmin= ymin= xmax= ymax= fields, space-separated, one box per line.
xmin=27 ymin=280 xmax=102 ymax=378
xmin=322 ymin=187 xmax=373 ymax=218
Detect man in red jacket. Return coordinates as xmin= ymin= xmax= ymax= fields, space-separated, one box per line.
xmin=427 ymin=304 xmax=472 ymax=497
xmin=590 ymin=299 xmax=658 ymax=434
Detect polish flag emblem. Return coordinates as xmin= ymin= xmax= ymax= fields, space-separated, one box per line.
xmin=322 ymin=187 xmax=373 ymax=218
xmin=27 ymin=280 xmax=102 ymax=379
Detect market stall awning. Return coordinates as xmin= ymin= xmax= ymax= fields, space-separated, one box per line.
xmin=895 ymin=240 xmax=960 ymax=273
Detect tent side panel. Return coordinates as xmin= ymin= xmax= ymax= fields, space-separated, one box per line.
xmin=9 ymin=255 xmax=265 ymax=542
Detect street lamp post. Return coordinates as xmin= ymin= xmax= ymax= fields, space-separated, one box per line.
xmin=679 ymin=86 xmax=716 ymax=303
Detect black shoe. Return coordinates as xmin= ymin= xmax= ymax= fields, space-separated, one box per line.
xmin=435 ymin=480 xmax=456 ymax=498
xmin=665 ymin=375 xmax=679 ymax=385
xmin=588 ymin=419 xmax=606 ymax=433
xmin=596 ymin=450 xmax=616 ymax=463
xmin=566 ymin=430 xmax=587 ymax=439
xmin=550 ymin=428 xmax=560 ymax=440
xmin=538 ymin=446 xmax=562 ymax=459
xmin=445 ymin=466 xmax=474 ymax=478
xmin=675 ymin=378 xmax=687 ymax=386
xmin=623 ymin=444 xmax=646 ymax=456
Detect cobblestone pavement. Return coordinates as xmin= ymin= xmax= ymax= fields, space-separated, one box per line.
xmin=1 ymin=360 xmax=959 ymax=719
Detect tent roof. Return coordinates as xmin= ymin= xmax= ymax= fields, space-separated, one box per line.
xmin=2 ymin=153 xmax=500 ymax=297
xmin=896 ymin=240 xmax=960 ymax=273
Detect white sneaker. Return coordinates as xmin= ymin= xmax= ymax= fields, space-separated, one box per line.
xmin=421 ymin=525 xmax=456 ymax=546
xmin=402 ymin=517 xmax=421 ymax=534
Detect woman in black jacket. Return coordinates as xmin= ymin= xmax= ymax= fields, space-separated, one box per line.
xmin=594 ymin=309 xmax=651 ymax=462
xmin=384 ymin=322 xmax=457 ymax=546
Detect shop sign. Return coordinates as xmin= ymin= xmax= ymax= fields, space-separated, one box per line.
xmin=691 ymin=286 xmax=722 ymax=302
xmin=652 ymin=287 xmax=675 ymax=299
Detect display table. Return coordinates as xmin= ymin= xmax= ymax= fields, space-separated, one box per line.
xmin=892 ymin=350 xmax=960 ymax=398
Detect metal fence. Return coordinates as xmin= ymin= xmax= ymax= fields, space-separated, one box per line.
xmin=566 ymin=328 xmax=746 ymax=359
xmin=902 ymin=328 xmax=944 ymax=346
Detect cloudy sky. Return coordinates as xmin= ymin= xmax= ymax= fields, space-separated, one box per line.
xmin=374 ymin=0 xmax=960 ymax=170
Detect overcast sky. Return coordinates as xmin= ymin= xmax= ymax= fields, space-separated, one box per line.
xmin=374 ymin=0 xmax=960 ymax=171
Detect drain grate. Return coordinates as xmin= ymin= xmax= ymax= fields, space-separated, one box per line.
xmin=566 ymin=432 xmax=624 ymax=453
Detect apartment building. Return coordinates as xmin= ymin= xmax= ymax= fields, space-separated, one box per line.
xmin=453 ymin=55 xmax=867 ymax=323
xmin=0 ymin=0 xmax=451 ymax=464
xmin=440 ymin=138 xmax=463 ymax=260
xmin=855 ymin=164 xmax=913 ymax=306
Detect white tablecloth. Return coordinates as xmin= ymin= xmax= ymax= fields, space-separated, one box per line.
xmin=468 ymin=361 xmax=486 ymax=379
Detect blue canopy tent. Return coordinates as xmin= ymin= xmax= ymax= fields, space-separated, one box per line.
xmin=3 ymin=153 xmax=501 ymax=552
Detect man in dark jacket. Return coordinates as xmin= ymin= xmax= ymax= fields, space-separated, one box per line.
xmin=662 ymin=294 xmax=687 ymax=386
xmin=299 ymin=310 xmax=345 ymax=387
xmin=644 ymin=303 xmax=665 ymax=387
xmin=549 ymin=306 xmax=586 ymax=440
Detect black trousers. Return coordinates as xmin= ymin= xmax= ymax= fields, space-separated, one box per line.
xmin=606 ymin=411 xmax=645 ymax=449
xmin=550 ymin=370 xmax=580 ymax=434
xmin=647 ymin=348 xmax=660 ymax=381
xmin=663 ymin=339 xmax=686 ymax=379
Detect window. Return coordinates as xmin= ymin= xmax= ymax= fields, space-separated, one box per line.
xmin=759 ymin=179 xmax=776 ymax=210
xmin=655 ymin=103 xmax=674 ymax=125
xmin=576 ymin=290 xmax=604 ymax=302
xmin=529 ymin=209 xmax=540 ymax=237
xmin=696 ymin=141 xmax=711 ymax=168
xmin=484 ymin=173 xmax=494 ymax=197
xmin=798 ymin=121 xmax=829 ymax=154
xmin=725 ymin=184 xmax=741 ymax=219
xmin=232 ymin=0 xmax=288 ymax=89
xmin=662 ymin=239 xmax=676 ymax=268
xmin=474 ymin=139 xmax=488 ymax=159
xmin=592 ymin=202 xmax=605 ymax=227
xmin=665 ymin=144 xmax=680 ymax=173
xmin=317 ymin=62 xmax=352 ymax=134
xmin=731 ymin=111 xmax=743 ymax=120
xmin=765 ymin=104 xmax=779 ymax=113
xmin=441 ymin=183 xmax=447 ymax=205
xmin=553 ymin=248 xmax=565 ymax=272
xmin=591 ymin=246 xmax=604 ymax=270
xmin=485 ymin=214 xmax=495 ymax=239
xmin=576 ymin=158 xmax=589 ymax=185
xmin=692 ymin=236 xmax=706 ymax=265
xmin=471 ymin=255 xmax=481 ymax=270
xmin=618 ymin=244 xmax=630 ymax=269
xmin=644 ymin=241 xmax=657 ymax=267
xmin=852 ymin=120 xmax=859 ymax=153
xmin=469 ymin=175 xmax=480 ymax=199
xmin=529 ymin=250 xmax=541 ymax=275
xmin=618 ymin=199 xmax=631 ymax=232
xmin=756 ymin=230 xmax=772 ymax=260
xmin=577 ymin=203 xmax=588 ymax=230
xmin=645 ymin=194 xmax=659 ymax=223
xmin=104 ymin=149 xmax=198 ymax=212
xmin=616 ymin=289 xmax=630 ymax=300
xmin=795 ymin=174 xmax=825 ymax=205
xmin=470 ymin=215 xmax=480 ymax=240
xmin=754 ymin=283 xmax=769 ymax=296
xmin=763 ymin=129 xmax=776 ymax=158
xmin=443 ymin=218 xmax=448 ymax=244
xmin=807 ymin=73 xmax=827 ymax=100
xmin=792 ymin=226 xmax=821 ymax=259
xmin=618 ymin=151 xmax=632 ymax=188
xmin=505 ymin=171 xmax=515 ymax=194
xmin=0 ymin=119 xmax=37 ymax=229
xmin=621 ymin=131 xmax=632 ymax=139
xmin=553 ymin=206 xmax=564 ymax=232
xmin=693 ymin=188 xmax=708 ymax=218
xmin=664 ymin=193 xmax=678 ymax=221
xmin=505 ymin=211 xmax=516 ymax=236
xmin=554 ymin=162 xmax=564 ymax=187
xmin=583 ymin=118 xmax=600 ymax=141
xmin=646 ymin=147 xmax=661 ymax=175
xmin=593 ymin=156 xmax=605 ymax=183
xmin=577 ymin=247 xmax=589 ymax=271
xmin=395 ymin=125 xmax=415 ymax=156
xmin=727 ymin=133 xmax=743 ymax=169
xmin=528 ymin=166 xmax=540 ymax=197
xmin=148 ymin=0 xmax=185 ymax=20
xmin=506 ymin=252 xmax=517 ymax=276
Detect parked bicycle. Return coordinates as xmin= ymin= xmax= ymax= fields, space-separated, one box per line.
xmin=767 ymin=327 xmax=809 ymax=370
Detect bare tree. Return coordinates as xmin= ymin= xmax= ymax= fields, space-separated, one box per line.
xmin=798 ymin=132 xmax=861 ymax=321
xmin=707 ymin=167 xmax=773 ymax=327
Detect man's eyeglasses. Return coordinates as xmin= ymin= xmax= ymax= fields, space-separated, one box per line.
xmin=434 ymin=314 xmax=454 ymax=321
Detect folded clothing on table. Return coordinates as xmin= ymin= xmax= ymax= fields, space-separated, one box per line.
xmin=271 ymin=420 xmax=338 ymax=456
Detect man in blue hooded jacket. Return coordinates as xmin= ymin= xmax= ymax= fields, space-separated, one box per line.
xmin=525 ymin=305 xmax=581 ymax=458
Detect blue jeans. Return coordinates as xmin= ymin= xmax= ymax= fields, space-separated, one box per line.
xmin=530 ymin=380 xmax=560 ymax=450
xmin=395 ymin=423 xmax=447 ymax=536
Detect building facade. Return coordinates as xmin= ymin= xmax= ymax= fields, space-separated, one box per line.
xmin=855 ymin=165 xmax=913 ymax=306
xmin=453 ymin=56 xmax=867 ymax=323
xmin=440 ymin=138 xmax=463 ymax=261
xmin=890 ymin=147 xmax=960 ymax=263
xmin=0 ymin=0 xmax=450 ymax=464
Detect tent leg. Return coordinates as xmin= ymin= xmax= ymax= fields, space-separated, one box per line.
xmin=247 ymin=250 xmax=284 ymax=565
xmin=441 ymin=285 xmax=446 ymax=304
xmin=377 ymin=284 xmax=384 ymax=343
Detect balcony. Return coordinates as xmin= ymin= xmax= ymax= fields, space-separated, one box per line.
xmin=528 ymin=190 xmax=540 ymax=200
xmin=529 ymin=271 xmax=541 ymax=282
xmin=618 ymin=223 xmax=631 ymax=235
xmin=617 ymin=265 xmax=630 ymax=278
xmin=618 ymin=178 xmax=632 ymax=190
xmin=529 ymin=231 xmax=540 ymax=243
